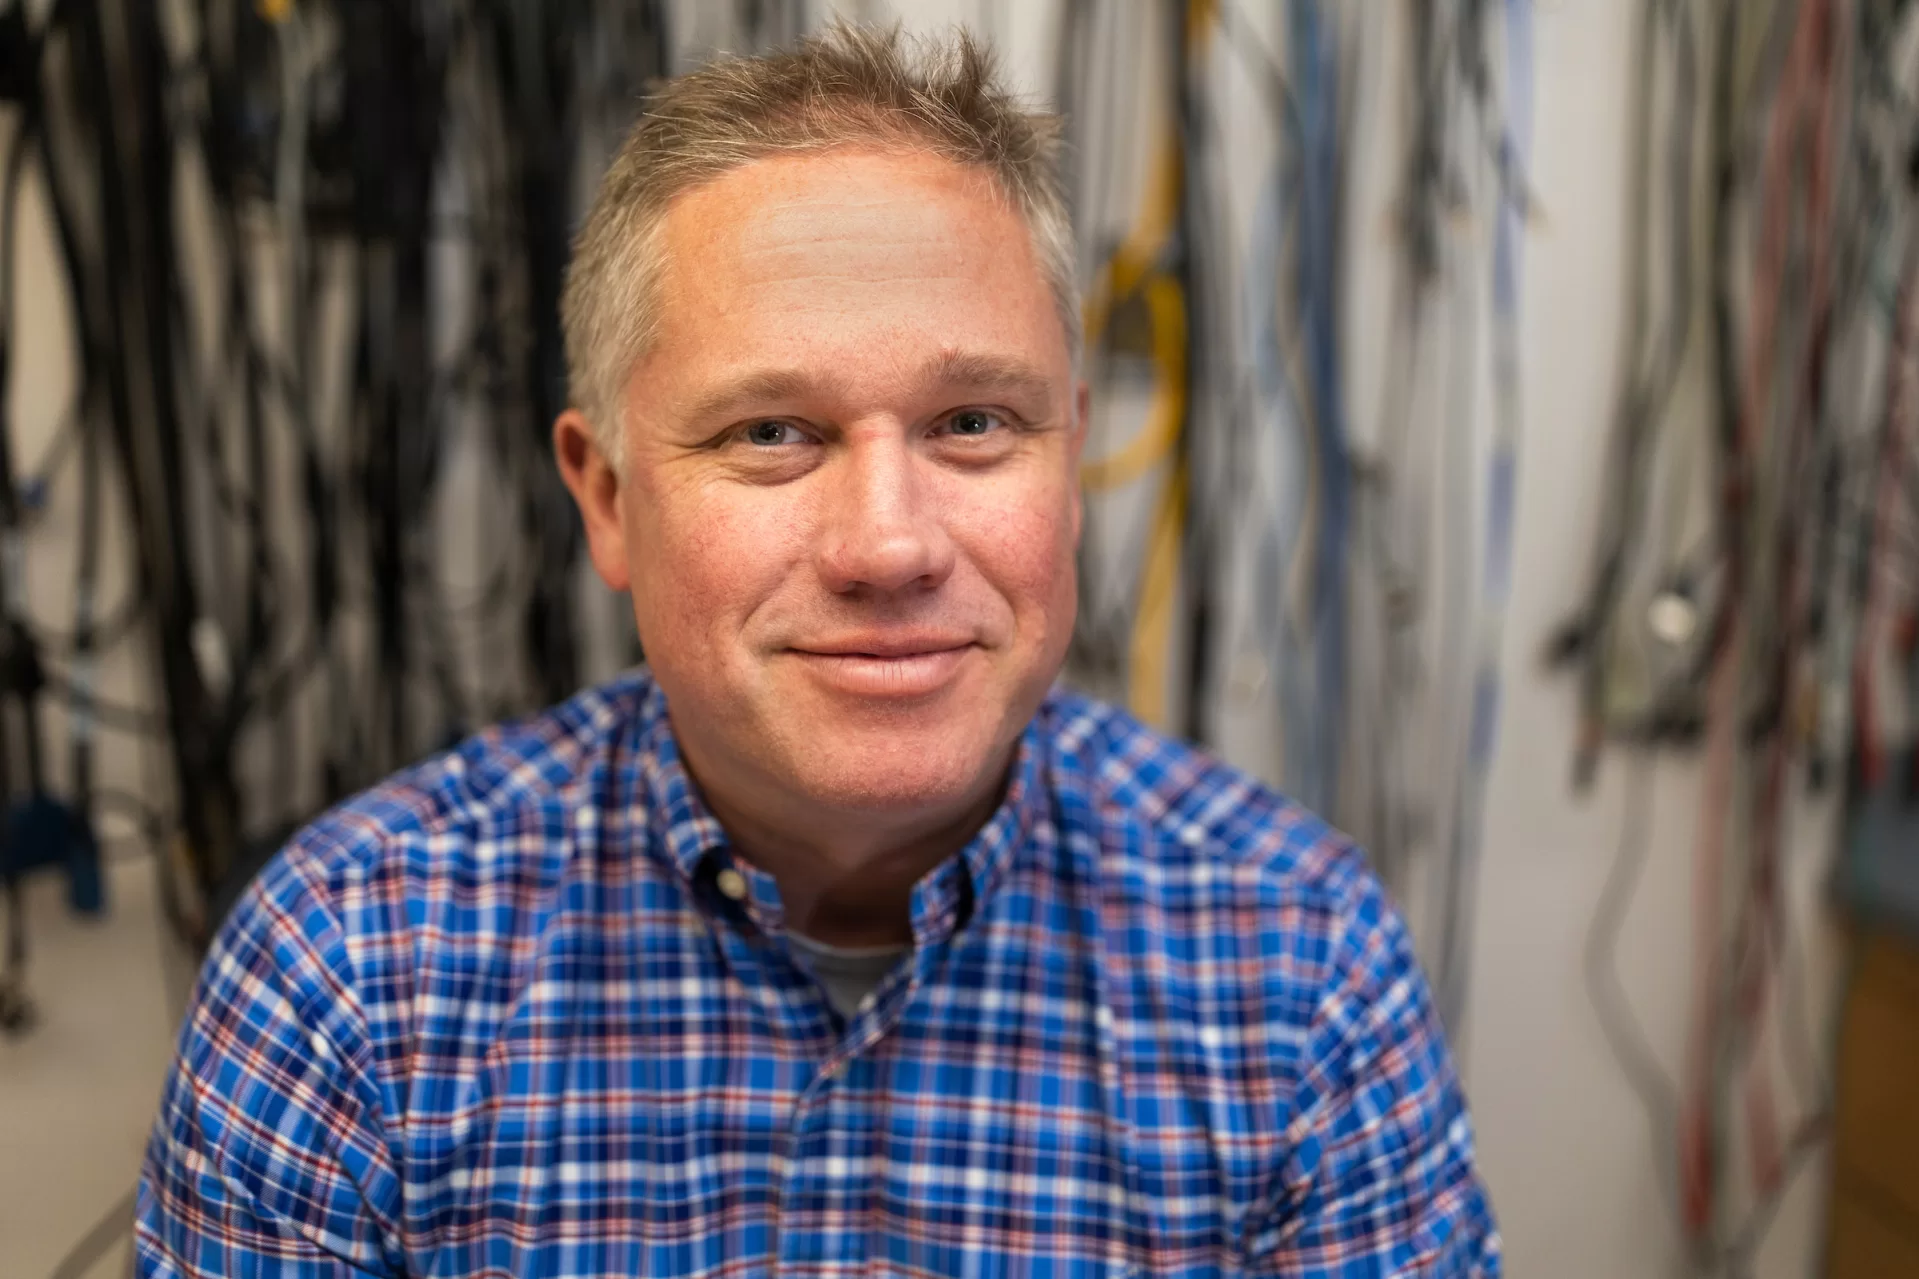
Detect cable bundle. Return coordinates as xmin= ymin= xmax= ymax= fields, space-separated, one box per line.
xmin=1558 ymin=0 xmax=1919 ymax=1268
xmin=1058 ymin=0 xmax=1536 ymax=1041
xmin=0 ymin=0 xmax=678 ymax=1030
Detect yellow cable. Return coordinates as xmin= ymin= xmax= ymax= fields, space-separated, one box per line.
xmin=1079 ymin=275 xmax=1188 ymax=493
xmin=1080 ymin=119 xmax=1182 ymax=355
xmin=1079 ymin=1 xmax=1216 ymax=726
xmin=1120 ymin=275 xmax=1188 ymax=728
xmin=1078 ymin=0 xmax=1212 ymax=349
xmin=1128 ymin=458 xmax=1189 ymax=728
xmin=1115 ymin=273 xmax=1188 ymax=727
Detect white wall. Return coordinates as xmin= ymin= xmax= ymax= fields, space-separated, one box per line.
xmin=1463 ymin=5 xmax=1841 ymax=1276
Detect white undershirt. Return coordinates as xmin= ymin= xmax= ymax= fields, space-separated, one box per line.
xmin=787 ymin=932 xmax=911 ymax=1019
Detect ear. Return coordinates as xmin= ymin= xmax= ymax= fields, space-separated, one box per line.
xmin=554 ymin=408 xmax=632 ymax=592
xmin=1070 ymin=378 xmax=1091 ymax=546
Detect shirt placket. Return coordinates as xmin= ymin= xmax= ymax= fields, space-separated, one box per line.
xmin=701 ymin=853 xmax=873 ymax=1274
xmin=640 ymin=713 xmax=1040 ymax=1273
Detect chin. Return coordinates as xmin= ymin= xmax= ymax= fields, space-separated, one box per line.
xmin=772 ymin=717 xmax=1009 ymax=814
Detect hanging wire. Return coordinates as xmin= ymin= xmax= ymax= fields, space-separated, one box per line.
xmin=0 ymin=0 xmax=671 ymax=974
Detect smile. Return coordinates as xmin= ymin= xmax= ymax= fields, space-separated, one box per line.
xmin=787 ymin=643 xmax=977 ymax=698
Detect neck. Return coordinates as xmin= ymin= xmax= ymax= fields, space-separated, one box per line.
xmin=677 ymin=733 xmax=1013 ymax=948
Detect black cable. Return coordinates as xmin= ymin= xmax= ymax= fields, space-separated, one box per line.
xmin=90 ymin=785 xmax=169 ymax=844
xmin=71 ymin=0 xmax=241 ymax=904
xmin=1174 ymin=0 xmax=1218 ymax=745
xmin=1064 ymin=2 xmax=1167 ymax=685
xmin=33 ymin=663 xmax=169 ymax=737
xmin=0 ymin=33 xmax=51 ymax=1027
xmin=0 ymin=65 xmax=50 ymax=795
xmin=1051 ymin=0 xmax=1089 ymax=207
xmin=1350 ymin=0 xmax=1462 ymax=886
xmin=15 ymin=395 xmax=81 ymax=505
xmin=1563 ymin=0 xmax=1701 ymax=782
xmin=9 ymin=0 xmax=688 ymax=928
xmin=1715 ymin=1113 xmax=1830 ymax=1279
xmin=0 ymin=0 xmax=688 ymax=971
xmin=0 ymin=0 xmax=126 ymax=1016
xmin=1215 ymin=0 xmax=1301 ymax=142
xmin=499 ymin=0 xmax=594 ymax=711
xmin=342 ymin=0 xmax=446 ymax=772
xmin=187 ymin=0 xmax=326 ymax=831
xmin=1582 ymin=757 xmax=1682 ymax=1223
xmin=0 ymin=875 xmax=27 ymax=1033
xmin=23 ymin=585 xmax=148 ymax=660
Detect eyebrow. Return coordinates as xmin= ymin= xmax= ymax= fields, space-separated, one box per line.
xmin=684 ymin=369 xmax=833 ymax=425
xmin=918 ymin=349 xmax=1056 ymax=407
xmin=681 ymin=349 xmax=1057 ymax=426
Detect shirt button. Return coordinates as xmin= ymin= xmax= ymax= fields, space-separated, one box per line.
xmin=716 ymin=867 xmax=748 ymax=901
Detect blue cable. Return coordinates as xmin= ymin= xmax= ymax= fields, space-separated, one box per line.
xmin=1288 ymin=0 xmax=1350 ymax=817
xmin=1247 ymin=151 xmax=1313 ymax=802
xmin=1436 ymin=0 xmax=1534 ymax=1036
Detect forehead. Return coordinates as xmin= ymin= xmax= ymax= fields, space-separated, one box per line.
xmin=642 ymin=148 xmax=1068 ymax=383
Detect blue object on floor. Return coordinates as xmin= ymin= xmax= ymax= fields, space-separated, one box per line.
xmin=2 ymin=792 xmax=104 ymax=915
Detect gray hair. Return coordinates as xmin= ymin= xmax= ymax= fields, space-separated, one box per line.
xmin=560 ymin=22 xmax=1080 ymax=463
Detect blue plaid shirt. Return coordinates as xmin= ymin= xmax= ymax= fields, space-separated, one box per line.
xmin=136 ymin=670 xmax=1498 ymax=1277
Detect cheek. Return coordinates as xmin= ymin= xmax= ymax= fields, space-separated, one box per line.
xmin=951 ymin=472 xmax=1079 ymax=621
xmin=628 ymin=476 xmax=809 ymax=646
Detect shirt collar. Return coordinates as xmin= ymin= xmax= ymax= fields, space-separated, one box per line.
xmin=631 ymin=672 xmax=1047 ymax=945
xmin=907 ymin=715 xmax=1045 ymax=946
xmin=633 ymin=676 xmax=731 ymax=884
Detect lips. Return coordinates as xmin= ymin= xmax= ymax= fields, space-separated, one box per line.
xmin=795 ymin=633 xmax=975 ymax=659
xmin=786 ymin=635 xmax=977 ymax=697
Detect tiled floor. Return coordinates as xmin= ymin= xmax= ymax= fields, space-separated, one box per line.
xmin=1 ymin=855 xmax=195 ymax=1279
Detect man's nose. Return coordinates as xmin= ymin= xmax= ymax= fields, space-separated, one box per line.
xmin=815 ymin=431 xmax=957 ymax=596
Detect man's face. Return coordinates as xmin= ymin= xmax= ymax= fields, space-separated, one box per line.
xmin=560 ymin=148 xmax=1084 ymax=824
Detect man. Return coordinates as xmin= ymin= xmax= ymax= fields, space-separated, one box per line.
xmin=137 ymin=25 xmax=1498 ymax=1277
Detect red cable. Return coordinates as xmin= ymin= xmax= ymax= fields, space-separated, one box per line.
xmin=1857 ymin=272 xmax=1917 ymax=792
xmin=1742 ymin=0 xmax=1845 ymax=1205
xmin=1682 ymin=0 xmax=1838 ymax=1236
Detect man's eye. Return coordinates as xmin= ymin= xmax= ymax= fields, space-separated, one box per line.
xmin=743 ymin=420 xmax=805 ymax=446
xmin=942 ymin=409 xmax=1002 ymax=437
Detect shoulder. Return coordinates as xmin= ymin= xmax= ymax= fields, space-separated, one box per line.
xmin=244 ymin=672 xmax=648 ymax=923
xmin=199 ymin=673 xmax=654 ymax=1078
xmin=1038 ymin=686 xmax=1386 ymax=924
xmin=1033 ymin=691 xmax=1462 ymax=1187
xmin=1033 ymin=685 xmax=1414 ymax=1048
xmin=144 ymin=673 xmax=653 ymax=1273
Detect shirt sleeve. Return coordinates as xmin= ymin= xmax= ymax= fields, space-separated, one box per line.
xmin=1252 ymin=878 xmax=1502 ymax=1277
xmin=135 ymin=859 xmax=403 ymax=1278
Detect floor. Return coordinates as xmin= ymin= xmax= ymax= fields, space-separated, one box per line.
xmin=1 ymin=855 xmax=196 ymax=1279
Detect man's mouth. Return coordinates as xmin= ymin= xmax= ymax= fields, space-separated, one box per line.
xmin=786 ymin=635 xmax=978 ymax=697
